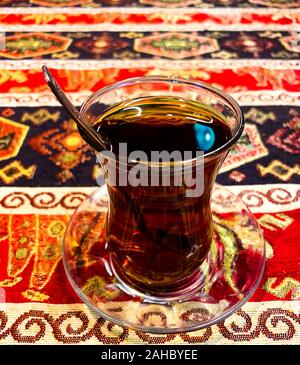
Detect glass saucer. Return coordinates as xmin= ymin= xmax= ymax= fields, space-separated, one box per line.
xmin=63 ymin=185 xmax=265 ymax=334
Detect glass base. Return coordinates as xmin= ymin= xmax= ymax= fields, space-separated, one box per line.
xmin=110 ymin=253 xmax=211 ymax=303
xmin=63 ymin=185 xmax=265 ymax=333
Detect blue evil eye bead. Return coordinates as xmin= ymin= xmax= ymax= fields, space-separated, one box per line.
xmin=194 ymin=123 xmax=215 ymax=151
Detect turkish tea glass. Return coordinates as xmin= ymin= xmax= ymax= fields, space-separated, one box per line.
xmin=80 ymin=77 xmax=244 ymax=300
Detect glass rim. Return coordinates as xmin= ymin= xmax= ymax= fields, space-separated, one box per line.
xmin=80 ymin=76 xmax=245 ymax=166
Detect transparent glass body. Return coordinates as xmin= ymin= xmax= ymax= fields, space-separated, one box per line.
xmin=80 ymin=77 xmax=244 ymax=297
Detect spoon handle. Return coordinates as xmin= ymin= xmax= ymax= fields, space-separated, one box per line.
xmin=42 ymin=65 xmax=111 ymax=152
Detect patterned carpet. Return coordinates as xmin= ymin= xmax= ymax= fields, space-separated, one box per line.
xmin=0 ymin=0 xmax=299 ymax=344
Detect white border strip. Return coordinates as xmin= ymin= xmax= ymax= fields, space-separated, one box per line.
xmin=1 ymin=23 xmax=299 ymax=31
xmin=0 ymin=301 xmax=299 ymax=345
xmin=0 ymin=184 xmax=299 ymax=215
xmin=0 ymin=59 xmax=299 ymax=70
xmin=0 ymin=92 xmax=90 ymax=106
xmin=0 ymin=91 xmax=299 ymax=107
xmin=225 ymin=183 xmax=300 ymax=213
xmin=0 ymin=7 xmax=298 ymax=15
xmin=0 ymin=186 xmax=94 ymax=215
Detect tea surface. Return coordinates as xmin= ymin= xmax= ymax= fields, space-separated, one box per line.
xmin=94 ymin=96 xmax=232 ymax=157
